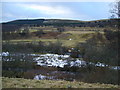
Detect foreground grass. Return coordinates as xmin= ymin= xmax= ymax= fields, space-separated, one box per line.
xmin=2 ymin=77 xmax=119 ymax=88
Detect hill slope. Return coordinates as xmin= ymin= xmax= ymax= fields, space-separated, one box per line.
xmin=2 ymin=18 xmax=119 ymax=32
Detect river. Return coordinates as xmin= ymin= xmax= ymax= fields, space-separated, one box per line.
xmin=1 ymin=52 xmax=119 ymax=83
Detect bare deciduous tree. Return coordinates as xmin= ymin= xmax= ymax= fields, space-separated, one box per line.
xmin=110 ymin=1 xmax=120 ymax=18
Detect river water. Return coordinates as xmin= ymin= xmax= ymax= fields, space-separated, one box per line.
xmin=1 ymin=52 xmax=120 ymax=82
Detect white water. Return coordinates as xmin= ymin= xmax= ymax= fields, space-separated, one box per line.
xmin=33 ymin=54 xmax=86 ymax=68
xmin=2 ymin=52 xmax=120 ymax=70
xmin=34 ymin=74 xmax=54 ymax=80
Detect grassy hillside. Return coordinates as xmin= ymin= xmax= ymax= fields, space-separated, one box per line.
xmin=2 ymin=77 xmax=119 ymax=88
xmin=2 ymin=26 xmax=105 ymax=47
xmin=2 ymin=18 xmax=118 ymax=32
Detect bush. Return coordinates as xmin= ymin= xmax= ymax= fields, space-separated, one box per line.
xmin=75 ymin=31 xmax=119 ymax=66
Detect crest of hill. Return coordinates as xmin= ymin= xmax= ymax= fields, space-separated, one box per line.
xmin=2 ymin=19 xmax=83 ymax=25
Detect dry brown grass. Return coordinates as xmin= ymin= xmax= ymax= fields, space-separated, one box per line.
xmin=2 ymin=77 xmax=119 ymax=88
